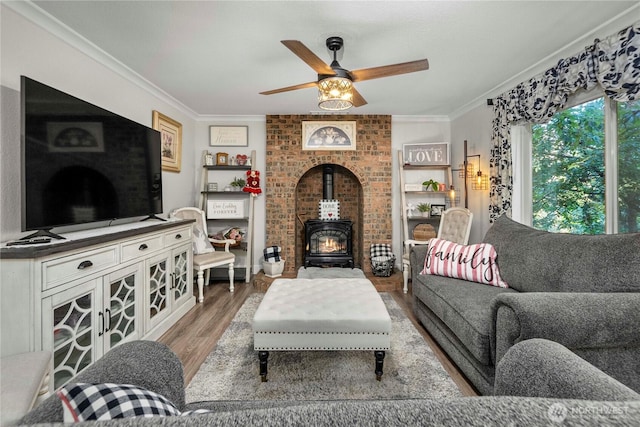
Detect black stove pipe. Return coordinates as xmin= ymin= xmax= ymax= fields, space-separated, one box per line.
xmin=323 ymin=165 xmax=333 ymax=200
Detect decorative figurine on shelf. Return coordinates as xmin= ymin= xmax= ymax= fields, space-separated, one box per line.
xmin=243 ymin=170 xmax=262 ymax=195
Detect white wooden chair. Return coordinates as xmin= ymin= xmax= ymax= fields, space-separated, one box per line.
xmin=170 ymin=207 xmax=236 ymax=303
xmin=401 ymin=207 xmax=473 ymax=294
xmin=402 ymin=239 xmax=430 ymax=294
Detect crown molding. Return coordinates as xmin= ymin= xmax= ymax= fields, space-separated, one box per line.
xmin=5 ymin=1 xmax=199 ymax=119
xmin=392 ymin=115 xmax=450 ymax=123
xmin=195 ymin=115 xmax=266 ymax=123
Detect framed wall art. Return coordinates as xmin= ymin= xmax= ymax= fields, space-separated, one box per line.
xmin=403 ymin=142 xmax=450 ymax=166
xmin=302 ymin=121 xmax=356 ymax=151
xmin=430 ymin=204 xmax=446 ymax=217
xmin=152 ymin=110 xmax=182 ymax=173
xmin=210 ymin=125 xmax=248 ymax=147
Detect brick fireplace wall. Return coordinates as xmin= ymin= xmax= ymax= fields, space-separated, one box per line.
xmin=265 ymin=115 xmax=392 ymax=274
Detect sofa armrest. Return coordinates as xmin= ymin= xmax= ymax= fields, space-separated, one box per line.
xmin=495 ymin=339 xmax=640 ymax=400
xmin=409 ymin=244 xmax=429 ymax=278
xmin=20 ymin=340 xmax=185 ymax=425
xmin=491 ymin=292 xmax=640 ymax=363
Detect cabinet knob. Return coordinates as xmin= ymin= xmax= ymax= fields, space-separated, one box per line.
xmin=175 ymin=234 xmax=182 ymax=239
xmin=77 ymin=260 xmax=93 ymax=270
xmin=138 ymin=244 xmax=148 ymax=251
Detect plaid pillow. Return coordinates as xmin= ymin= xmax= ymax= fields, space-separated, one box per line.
xmin=263 ymin=246 xmax=281 ymax=262
xmin=57 ymin=383 xmax=181 ymax=421
xmin=370 ymin=243 xmax=394 ymax=259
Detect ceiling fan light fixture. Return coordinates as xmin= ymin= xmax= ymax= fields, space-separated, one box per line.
xmin=318 ymin=76 xmax=353 ymax=111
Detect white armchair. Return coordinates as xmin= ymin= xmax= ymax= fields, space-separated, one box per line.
xmin=170 ymin=207 xmax=236 ymax=303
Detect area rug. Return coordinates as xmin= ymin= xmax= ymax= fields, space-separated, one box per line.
xmin=185 ymin=293 xmax=462 ymax=402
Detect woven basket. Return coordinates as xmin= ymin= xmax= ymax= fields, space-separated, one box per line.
xmin=413 ymin=223 xmax=436 ymax=240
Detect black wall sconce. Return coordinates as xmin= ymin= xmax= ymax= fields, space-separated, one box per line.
xmin=454 ymin=140 xmax=489 ymax=208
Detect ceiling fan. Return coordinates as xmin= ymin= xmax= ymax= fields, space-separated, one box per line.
xmin=260 ymin=36 xmax=429 ymax=110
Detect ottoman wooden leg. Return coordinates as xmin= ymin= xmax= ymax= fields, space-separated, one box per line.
xmin=258 ymin=351 xmax=269 ymax=382
xmin=374 ymin=350 xmax=385 ymax=381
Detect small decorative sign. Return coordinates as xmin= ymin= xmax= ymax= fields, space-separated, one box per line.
xmin=403 ymin=142 xmax=450 ymax=166
xmin=319 ymin=200 xmax=340 ymax=220
xmin=207 ymin=200 xmax=246 ymax=219
xmin=210 ymin=126 xmax=248 ymax=147
xmin=404 ymin=183 xmax=423 ymax=192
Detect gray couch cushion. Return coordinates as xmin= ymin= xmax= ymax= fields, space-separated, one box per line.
xmin=484 ymin=216 xmax=640 ymax=293
xmin=21 ymin=341 xmax=185 ymax=425
xmin=413 ymin=273 xmax=515 ymax=365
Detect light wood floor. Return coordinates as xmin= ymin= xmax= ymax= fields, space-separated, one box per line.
xmin=157 ymin=277 xmax=478 ymax=397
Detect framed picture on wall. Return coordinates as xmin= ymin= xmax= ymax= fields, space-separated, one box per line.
xmin=302 ymin=121 xmax=356 ymax=151
xmin=152 ymin=110 xmax=182 ymax=173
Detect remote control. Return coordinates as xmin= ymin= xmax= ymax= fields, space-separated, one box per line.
xmin=6 ymin=237 xmax=52 ymax=246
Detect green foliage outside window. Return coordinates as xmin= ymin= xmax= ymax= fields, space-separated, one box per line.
xmin=617 ymin=101 xmax=640 ymax=233
xmin=532 ymin=98 xmax=639 ymax=234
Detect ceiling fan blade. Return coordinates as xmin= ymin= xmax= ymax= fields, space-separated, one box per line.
xmin=351 ymin=59 xmax=429 ymax=82
xmin=281 ymin=40 xmax=334 ymax=75
xmin=351 ymin=87 xmax=367 ymax=107
xmin=259 ymin=81 xmax=318 ymax=95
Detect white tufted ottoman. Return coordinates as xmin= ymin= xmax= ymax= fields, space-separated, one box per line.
xmin=253 ymin=278 xmax=391 ymax=382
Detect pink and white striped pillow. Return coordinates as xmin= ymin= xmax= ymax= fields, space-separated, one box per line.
xmin=421 ymin=238 xmax=508 ymax=288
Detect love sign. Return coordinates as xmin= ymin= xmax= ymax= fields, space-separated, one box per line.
xmin=403 ymin=142 xmax=450 ymax=166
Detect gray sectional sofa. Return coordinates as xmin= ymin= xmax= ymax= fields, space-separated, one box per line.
xmin=411 ymin=215 xmax=640 ymax=396
xmin=20 ymin=339 xmax=640 ymax=426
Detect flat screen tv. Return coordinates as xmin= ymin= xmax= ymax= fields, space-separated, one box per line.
xmin=21 ymin=76 xmax=163 ymax=239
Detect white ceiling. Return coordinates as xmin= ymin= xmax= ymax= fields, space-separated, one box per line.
xmin=29 ymin=1 xmax=639 ymax=117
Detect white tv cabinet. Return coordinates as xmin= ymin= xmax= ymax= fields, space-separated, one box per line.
xmin=0 ymin=220 xmax=195 ymax=391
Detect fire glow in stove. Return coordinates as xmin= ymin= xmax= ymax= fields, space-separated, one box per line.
xmin=304 ymin=219 xmax=354 ymax=268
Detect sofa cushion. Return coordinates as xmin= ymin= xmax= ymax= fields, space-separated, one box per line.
xmin=413 ymin=273 xmax=515 ymax=365
xmin=421 ymin=238 xmax=508 ymax=288
xmin=483 ymin=215 xmax=640 ymax=293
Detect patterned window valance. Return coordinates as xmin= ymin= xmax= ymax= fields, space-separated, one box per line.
xmin=489 ymin=22 xmax=640 ymax=222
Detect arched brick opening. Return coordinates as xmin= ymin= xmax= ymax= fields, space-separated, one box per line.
xmin=295 ymin=163 xmax=364 ymax=269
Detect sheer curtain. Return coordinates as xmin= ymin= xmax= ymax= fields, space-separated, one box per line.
xmin=488 ymin=22 xmax=640 ymax=222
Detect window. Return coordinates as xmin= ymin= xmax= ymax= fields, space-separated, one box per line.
xmin=618 ymin=100 xmax=640 ymax=233
xmin=527 ymin=96 xmax=639 ymax=234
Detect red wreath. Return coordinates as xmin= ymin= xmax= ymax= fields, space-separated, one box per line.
xmin=243 ymin=170 xmax=262 ymax=195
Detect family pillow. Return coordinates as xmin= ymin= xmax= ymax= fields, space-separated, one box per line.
xmin=421 ymin=238 xmax=508 ymax=288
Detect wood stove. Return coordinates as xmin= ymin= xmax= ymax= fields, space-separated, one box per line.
xmin=304 ymin=219 xmax=354 ymax=268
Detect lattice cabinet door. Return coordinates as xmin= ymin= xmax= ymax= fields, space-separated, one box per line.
xmin=42 ymin=279 xmax=99 ymax=391
xmin=171 ymin=244 xmax=192 ymax=309
xmin=103 ymin=263 xmax=143 ymax=353
xmin=145 ymin=252 xmax=172 ymax=332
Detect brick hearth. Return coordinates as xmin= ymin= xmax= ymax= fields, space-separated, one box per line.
xmin=265 ymin=115 xmax=392 ymax=275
